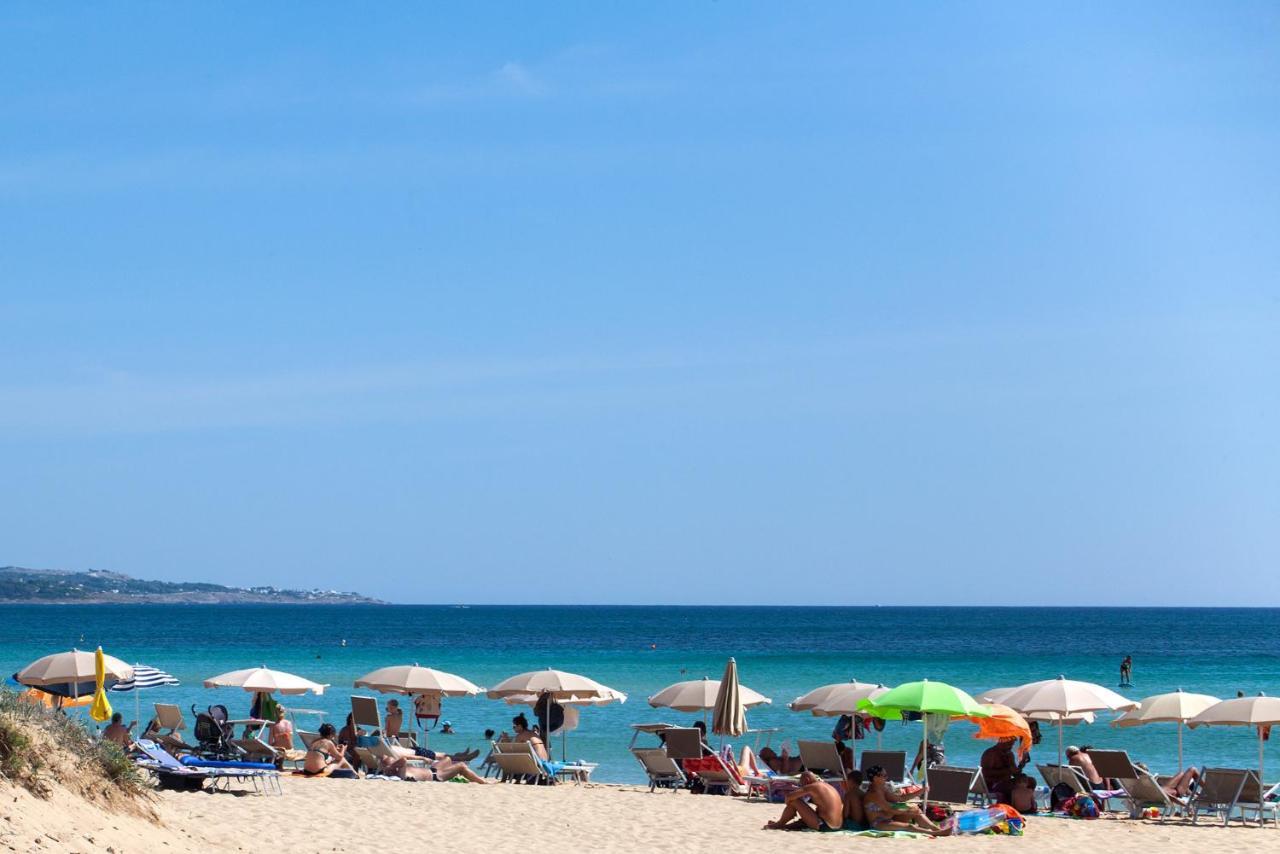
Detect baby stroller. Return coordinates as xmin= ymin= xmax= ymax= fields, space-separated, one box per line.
xmin=191 ymin=703 xmax=235 ymax=759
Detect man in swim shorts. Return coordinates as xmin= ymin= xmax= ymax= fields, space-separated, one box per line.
xmin=763 ymin=770 xmax=846 ymax=831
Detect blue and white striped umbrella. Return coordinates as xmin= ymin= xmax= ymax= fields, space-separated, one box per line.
xmin=110 ymin=664 xmax=180 ymax=693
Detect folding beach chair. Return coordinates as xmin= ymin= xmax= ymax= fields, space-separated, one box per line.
xmin=797 ymin=739 xmax=848 ymax=782
xmin=150 ymin=703 xmax=196 ymax=751
xmin=351 ymin=696 xmax=383 ymax=732
xmin=135 ymin=740 xmax=283 ymax=796
xmin=1116 ymin=767 xmax=1187 ymax=821
xmin=1190 ymin=767 xmax=1249 ymax=826
xmin=297 ymin=730 xmax=320 ymax=750
xmin=927 ymin=766 xmax=982 ymax=806
xmin=662 ymin=728 xmax=705 ymax=762
xmin=1088 ymin=749 xmax=1140 ymax=785
xmin=1038 ymin=763 xmax=1092 ymax=795
xmin=860 ymin=750 xmax=908 ymax=784
xmin=632 ymin=747 xmax=686 ymax=792
xmin=491 ymin=741 xmax=553 ymax=784
xmin=1237 ymin=770 xmax=1280 ymax=828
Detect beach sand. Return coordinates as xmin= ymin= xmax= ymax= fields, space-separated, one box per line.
xmin=4 ymin=777 xmax=1278 ymax=854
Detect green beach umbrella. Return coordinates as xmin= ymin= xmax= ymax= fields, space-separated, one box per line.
xmin=857 ymin=679 xmax=989 ymax=810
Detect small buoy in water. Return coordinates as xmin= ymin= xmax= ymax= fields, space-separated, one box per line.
xmin=340 ymin=639 xmax=347 ymax=647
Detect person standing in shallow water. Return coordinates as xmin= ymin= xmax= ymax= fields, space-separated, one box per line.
xmin=1119 ymin=655 xmax=1133 ymax=687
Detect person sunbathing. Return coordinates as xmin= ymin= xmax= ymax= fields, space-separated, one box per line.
xmin=378 ymin=754 xmax=489 ymax=784
xmin=863 ymin=765 xmax=953 ymax=836
xmin=757 ymin=744 xmax=804 ymax=775
xmin=1135 ymin=763 xmax=1200 ymax=800
xmin=504 ymin=713 xmax=549 ymax=761
xmin=1066 ymin=745 xmax=1107 ymax=789
xmin=303 ymin=723 xmax=356 ymax=776
xmin=763 ymin=771 xmax=846 ymax=832
xmin=102 ymin=713 xmax=135 ymax=748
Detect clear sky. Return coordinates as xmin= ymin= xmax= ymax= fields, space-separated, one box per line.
xmin=2 ymin=3 xmax=1277 ymax=605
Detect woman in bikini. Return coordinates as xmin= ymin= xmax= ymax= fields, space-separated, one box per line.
xmin=863 ymin=765 xmax=952 ymax=836
xmin=303 ymin=723 xmax=355 ymax=776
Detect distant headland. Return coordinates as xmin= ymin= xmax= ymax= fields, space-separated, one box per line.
xmin=0 ymin=565 xmax=385 ymax=605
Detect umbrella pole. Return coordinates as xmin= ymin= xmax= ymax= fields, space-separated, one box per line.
xmin=922 ymin=722 xmax=930 ymax=812
xmin=1177 ymin=722 xmax=1183 ymax=773
xmin=1058 ymin=719 xmax=1064 ymax=768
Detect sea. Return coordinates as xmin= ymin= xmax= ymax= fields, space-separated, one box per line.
xmin=2 ymin=605 xmax=1277 ymax=784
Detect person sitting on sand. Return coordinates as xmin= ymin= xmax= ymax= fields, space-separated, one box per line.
xmin=102 ymin=713 xmax=134 ymax=748
xmin=763 ymin=771 xmax=846 ymax=832
xmin=384 ymin=699 xmax=403 ymax=738
xmin=337 ymin=713 xmax=364 ymax=770
xmin=843 ymin=770 xmax=867 ymax=828
xmin=1009 ymin=773 xmax=1038 ymax=814
xmin=981 ymin=737 xmax=1022 ymax=803
xmin=303 ymin=723 xmax=355 ymax=776
xmin=1135 ymin=763 xmax=1200 ymax=800
xmin=377 ymin=754 xmax=489 ymax=784
xmin=1066 ymin=745 xmax=1107 ymax=789
xmin=863 ymin=765 xmax=953 ymax=836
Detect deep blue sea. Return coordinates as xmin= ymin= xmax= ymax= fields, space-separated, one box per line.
xmin=3 ymin=605 xmax=1277 ymax=784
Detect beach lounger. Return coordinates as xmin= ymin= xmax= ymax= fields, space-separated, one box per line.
xmin=860 ymin=750 xmax=908 ymax=784
xmin=632 ymin=747 xmax=686 ymax=792
xmin=661 ymin=728 xmax=704 ymax=761
xmin=797 ymin=739 xmax=848 ymax=782
xmin=1237 ymin=770 xmax=1280 ymax=828
xmin=1088 ymin=749 xmax=1141 ymax=783
xmin=1116 ymin=767 xmax=1187 ymax=821
xmin=297 ymin=730 xmax=320 ymax=750
xmin=927 ymin=766 xmax=982 ymax=806
xmin=490 ymin=741 xmax=555 ymax=784
xmin=1038 ymin=763 xmax=1092 ymax=795
xmin=135 ymin=740 xmax=282 ymax=796
xmin=1190 ymin=767 xmax=1249 ymax=826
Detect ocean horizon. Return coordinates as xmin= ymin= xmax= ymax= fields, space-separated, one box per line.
xmin=5 ymin=604 xmax=1277 ymax=784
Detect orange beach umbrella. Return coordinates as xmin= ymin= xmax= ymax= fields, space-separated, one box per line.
xmin=969 ymin=703 xmax=1032 ymax=758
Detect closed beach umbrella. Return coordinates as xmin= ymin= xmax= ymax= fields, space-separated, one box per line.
xmin=858 ymin=679 xmax=989 ymax=810
xmin=650 ymin=677 xmax=771 ymax=714
xmin=1188 ymin=695 xmax=1280 ymax=787
xmin=88 ymin=647 xmax=113 ymax=723
xmin=354 ymin=664 xmax=482 ymax=696
xmin=17 ymin=649 xmax=133 ymax=698
xmin=1111 ymin=689 xmax=1219 ymax=771
xmin=487 ymin=669 xmax=626 ymax=762
xmin=110 ymin=663 xmax=181 ymax=728
xmin=711 ymin=658 xmax=748 ymax=739
xmin=998 ymin=676 xmax=1136 ymax=765
xmin=203 ymin=666 xmax=328 ymax=696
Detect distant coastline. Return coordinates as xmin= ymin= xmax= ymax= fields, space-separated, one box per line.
xmin=0 ymin=565 xmax=384 ymax=605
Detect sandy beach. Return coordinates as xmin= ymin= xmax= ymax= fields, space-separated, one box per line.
xmin=4 ymin=776 xmax=1277 ymax=854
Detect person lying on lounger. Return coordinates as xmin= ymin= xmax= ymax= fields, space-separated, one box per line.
xmin=304 ymin=723 xmax=356 ymax=776
xmin=863 ymin=765 xmax=953 ymax=836
xmin=377 ymin=754 xmax=489 ymax=783
xmin=757 ymin=744 xmax=804 ymax=775
xmin=763 ymin=771 xmax=847 ymax=832
xmin=1134 ymin=762 xmax=1200 ymax=800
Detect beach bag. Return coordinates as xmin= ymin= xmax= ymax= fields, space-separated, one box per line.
xmin=832 ymin=715 xmax=854 ymax=742
xmin=1065 ymin=794 xmax=1100 ymax=819
xmin=414 ymin=693 xmax=441 ymax=725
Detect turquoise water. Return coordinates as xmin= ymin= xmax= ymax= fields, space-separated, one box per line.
xmin=3 ymin=605 xmax=1277 ymax=784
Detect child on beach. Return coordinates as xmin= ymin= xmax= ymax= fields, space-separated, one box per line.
xmin=1009 ymin=774 xmax=1038 ymax=814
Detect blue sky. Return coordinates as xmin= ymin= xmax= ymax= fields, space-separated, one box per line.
xmin=2 ymin=2 xmax=1277 ymax=605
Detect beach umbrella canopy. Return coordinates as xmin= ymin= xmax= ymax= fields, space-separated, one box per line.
xmin=1112 ymin=689 xmax=1219 ymax=771
xmin=650 ymin=677 xmax=771 ymax=713
xmin=969 ymin=703 xmax=1033 ymax=758
xmin=1189 ymin=695 xmax=1280 ymax=785
xmin=857 ymin=680 xmax=990 ymax=720
xmin=998 ymin=676 xmax=1136 ymax=765
xmin=486 ymin=669 xmax=626 ymax=704
xmin=16 ymin=649 xmax=133 ymax=698
xmin=203 ymin=666 xmax=328 ymax=695
xmin=354 ymin=664 xmax=482 ymax=697
xmin=790 ymin=680 xmax=887 ymax=716
xmin=711 ymin=658 xmax=748 ymax=738
xmin=110 ymin=664 xmax=181 ymax=693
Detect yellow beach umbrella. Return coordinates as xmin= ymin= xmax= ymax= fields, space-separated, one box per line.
xmin=88 ymin=647 xmax=113 ymax=723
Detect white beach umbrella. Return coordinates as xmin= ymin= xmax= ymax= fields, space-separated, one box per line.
xmin=711 ymin=658 xmax=748 ymax=740
xmin=650 ymin=677 xmax=771 ymax=714
xmin=17 ymin=649 xmax=133 ymax=697
xmin=487 ymin=669 xmax=626 ymax=762
xmin=109 ymin=663 xmax=181 ymax=727
xmin=1111 ymin=689 xmax=1219 ymax=771
xmin=354 ymin=664 xmax=482 ymax=697
xmin=980 ymin=687 xmax=1096 ymax=723
xmin=790 ymin=680 xmax=887 ymax=715
xmin=203 ymin=666 xmax=328 ymax=696
xmin=1188 ymin=695 xmax=1280 ymax=787
xmin=998 ymin=676 xmax=1136 ymax=765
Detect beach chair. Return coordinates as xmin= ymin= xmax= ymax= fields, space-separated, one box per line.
xmin=1116 ymin=767 xmax=1187 ymax=821
xmin=1189 ymin=767 xmax=1249 ymax=826
xmin=662 ymin=728 xmax=704 ymax=762
xmin=134 ymin=739 xmax=214 ymax=792
xmin=150 ymin=703 xmax=195 ymax=751
xmin=632 ymin=747 xmax=686 ymax=792
xmin=135 ymin=740 xmax=282 ymax=796
xmin=1237 ymin=770 xmax=1280 ymax=828
xmin=967 ymin=767 xmax=993 ymax=806
xmin=228 ymin=723 xmax=277 ymax=762
xmin=351 ymin=696 xmax=383 ymax=732
xmin=490 ymin=741 xmax=553 ymax=784
xmin=297 ymin=730 xmax=319 ymax=750
xmin=1088 ymin=749 xmax=1140 ymax=785
xmin=797 ymin=739 xmax=848 ymax=782
xmin=860 ymin=750 xmax=908 ymax=784
xmin=927 ymin=766 xmax=982 ymax=806
xmin=1038 ymin=763 xmax=1092 ymax=795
